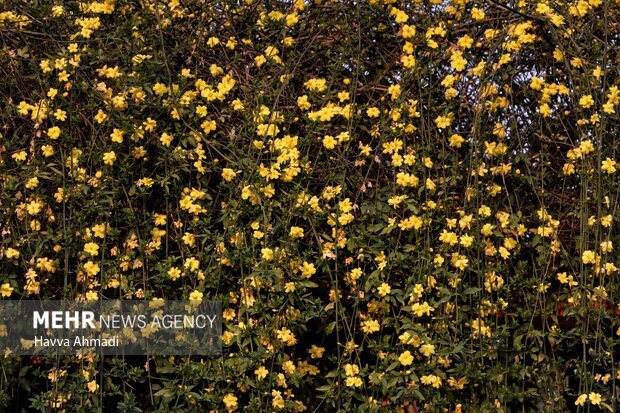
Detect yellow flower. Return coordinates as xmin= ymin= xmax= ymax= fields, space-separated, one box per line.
xmin=361 ymin=319 xmax=380 ymax=334
xmin=420 ymin=374 xmax=442 ymax=388
xmin=459 ymin=234 xmax=474 ymax=248
xmin=261 ymin=248 xmax=274 ymax=261
xmin=449 ymin=134 xmax=465 ymax=148
xmin=602 ymin=158 xmax=617 ymax=174
xmin=345 ymin=376 xmax=363 ymax=387
xmin=26 ymin=200 xmax=42 ymax=215
xmin=402 ymin=24 xmax=415 ymax=38
xmin=41 ymin=145 xmax=54 ymax=157
xmin=401 ymin=54 xmax=416 ymax=68
xmin=189 ymin=290 xmax=203 ymax=301
xmin=450 ymin=51 xmax=467 ymax=72
xmin=435 ymin=115 xmax=452 ymax=128
xmin=17 ymin=101 xmax=32 ymax=115
xmin=168 ymin=267 xmax=182 ymax=281
xmin=297 ymin=95 xmax=311 ymax=110
xmin=47 ymin=126 xmax=61 ymax=140
xmin=471 ymin=7 xmax=486 ymax=20
xmin=94 ymin=109 xmax=108 ymax=123
xmin=110 ymin=128 xmax=124 ymax=143
xmin=254 ymin=54 xmax=267 ymax=67
xmin=47 ymin=368 xmax=67 ymax=382
xmin=160 ymin=133 xmax=173 ymax=147
xmin=260 ymin=184 xmax=275 ymax=198
xmin=87 ymin=380 xmax=99 ymax=392
xmin=575 ymin=394 xmax=587 ymax=406
xmin=276 ymin=327 xmax=296 ymax=345
xmin=0 ymin=283 xmax=14 ymax=297
xmin=420 ymin=343 xmax=435 ymax=357
xmin=603 ymin=102 xmax=615 ymax=114
xmin=83 ymin=242 xmax=99 ymax=256
xmin=588 ymin=392 xmax=602 ymax=405
xmin=344 ymin=363 xmax=359 ymax=376
xmin=392 ymin=8 xmax=408 ymax=23
xmin=182 ymin=232 xmax=195 ymax=246
xmin=457 ymin=34 xmax=474 ymax=48
xmin=12 ymin=151 xmax=27 ymax=162
xmin=563 ymin=163 xmax=575 ymax=175
xmin=143 ymin=117 xmax=157 ymax=131
xmin=447 ymin=378 xmax=467 ymax=392
xmin=5 ymin=248 xmax=20 ymax=259
xmin=93 ymin=223 xmax=108 ymax=238
xmin=83 ymin=261 xmax=100 ymax=276
xmin=579 ymin=94 xmax=594 ymax=108
xmin=153 ymin=214 xmax=167 ymax=226
xmin=103 ymin=151 xmax=116 ymax=165
xmin=377 ymin=282 xmax=391 ymax=297
xmin=304 ymin=78 xmax=327 ymax=92
xmin=281 ymin=360 xmax=296 ymax=375
xmin=222 ymin=309 xmax=235 ymax=321
xmin=256 ymin=123 xmax=278 ymax=137
xmin=137 ymin=177 xmax=154 ymax=187
xmin=366 ymin=107 xmax=380 ymax=117
xmin=396 ymin=172 xmax=419 ymax=187
xmin=221 ymin=168 xmax=237 ymax=182
xmin=285 ymin=13 xmax=298 ymax=26
xmin=323 ymin=135 xmax=337 ymax=149
xmin=309 ymin=345 xmax=325 ymax=359
xmin=54 ymin=109 xmax=67 ymax=121
xmin=222 ymin=393 xmax=238 ymax=412
xmin=601 ymin=214 xmax=613 ymax=227
xmin=439 ymin=229 xmax=458 ymax=246
xmin=601 ymin=240 xmax=613 ymax=253
xmin=411 ymin=301 xmax=435 ymax=317
xmin=255 ymin=366 xmax=268 ymax=380
xmin=557 ymin=272 xmax=578 ymax=287
xmin=111 ymin=95 xmax=127 ymax=110
xmin=300 ymin=261 xmax=316 ymax=278
xmin=184 ymin=257 xmax=200 ymax=272
xmin=153 ymin=83 xmax=168 ymax=96
xmin=289 ymin=226 xmax=304 ymax=238
xmin=582 ymin=250 xmax=596 ymax=264
xmin=399 ymin=350 xmax=414 ymax=366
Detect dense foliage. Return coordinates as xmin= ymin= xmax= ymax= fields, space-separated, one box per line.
xmin=1 ymin=0 xmax=620 ymax=411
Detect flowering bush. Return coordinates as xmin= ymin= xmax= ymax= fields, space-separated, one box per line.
xmin=1 ymin=0 xmax=619 ymax=411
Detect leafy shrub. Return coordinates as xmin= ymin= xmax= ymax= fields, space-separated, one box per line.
xmin=1 ymin=0 xmax=619 ymax=411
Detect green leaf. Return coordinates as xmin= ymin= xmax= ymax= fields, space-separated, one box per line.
xmin=315 ymin=385 xmax=333 ymax=393
xmin=153 ymin=388 xmax=175 ymax=398
xmin=462 ymin=287 xmax=481 ymax=295
xmin=299 ymin=280 xmax=318 ymax=288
